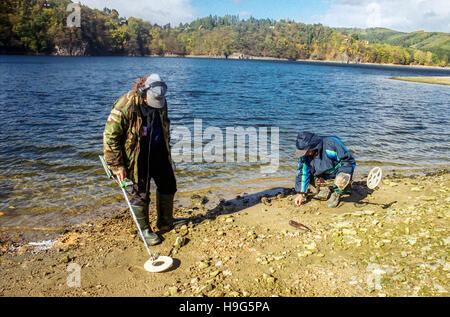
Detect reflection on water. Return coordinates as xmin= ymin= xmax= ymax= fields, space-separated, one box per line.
xmin=0 ymin=56 xmax=449 ymax=229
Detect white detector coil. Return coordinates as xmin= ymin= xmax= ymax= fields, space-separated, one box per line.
xmin=367 ymin=167 xmax=383 ymax=190
xmin=144 ymin=256 xmax=174 ymax=273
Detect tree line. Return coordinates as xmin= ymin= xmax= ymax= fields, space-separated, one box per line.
xmin=0 ymin=0 xmax=448 ymax=67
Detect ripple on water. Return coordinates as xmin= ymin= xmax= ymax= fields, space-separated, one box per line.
xmin=1 ymin=56 xmax=449 ymax=228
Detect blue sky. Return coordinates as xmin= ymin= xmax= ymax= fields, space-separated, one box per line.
xmin=80 ymin=0 xmax=450 ymax=32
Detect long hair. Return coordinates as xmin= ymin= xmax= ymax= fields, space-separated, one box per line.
xmin=132 ymin=75 xmax=149 ymax=95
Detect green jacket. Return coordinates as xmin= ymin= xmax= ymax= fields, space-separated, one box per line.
xmin=103 ymin=90 xmax=172 ymax=184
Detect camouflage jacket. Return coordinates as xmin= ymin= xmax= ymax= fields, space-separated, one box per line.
xmin=103 ymin=90 xmax=172 ymax=184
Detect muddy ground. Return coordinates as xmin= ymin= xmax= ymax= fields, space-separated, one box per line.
xmin=0 ymin=170 xmax=448 ymax=297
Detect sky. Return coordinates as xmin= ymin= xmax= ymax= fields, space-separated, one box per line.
xmin=79 ymin=0 xmax=450 ymax=32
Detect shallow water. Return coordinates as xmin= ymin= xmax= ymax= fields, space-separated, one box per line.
xmin=0 ymin=56 xmax=449 ymax=229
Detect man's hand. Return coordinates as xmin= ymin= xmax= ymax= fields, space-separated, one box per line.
xmin=114 ymin=168 xmax=127 ymax=185
xmin=315 ymin=178 xmax=325 ymax=186
xmin=294 ymin=194 xmax=306 ymax=206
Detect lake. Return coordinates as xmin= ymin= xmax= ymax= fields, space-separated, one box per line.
xmin=0 ymin=56 xmax=449 ymax=231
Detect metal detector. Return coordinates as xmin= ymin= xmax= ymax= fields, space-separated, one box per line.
xmin=317 ymin=167 xmax=383 ymax=190
xmin=99 ymin=155 xmax=173 ymax=273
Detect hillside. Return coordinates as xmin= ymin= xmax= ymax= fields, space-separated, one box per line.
xmin=336 ymin=27 xmax=450 ymax=63
xmin=1 ymin=0 xmax=449 ymax=67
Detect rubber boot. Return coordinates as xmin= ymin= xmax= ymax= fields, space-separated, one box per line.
xmin=326 ymin=192 xmax=341 ymax=208
xmin=156 ymin=191 xmax=189 ymax=232
xmin=132 ymin=205 xmax=161 ymax=246
xmin=316 ymin=186 xmax=331 ymax=201
xmin=307 ymin=184 xmax=319 ymax=195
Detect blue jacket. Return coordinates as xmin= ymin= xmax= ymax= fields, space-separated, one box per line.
xmin=295 ymin=132 xmax=356 ymax=193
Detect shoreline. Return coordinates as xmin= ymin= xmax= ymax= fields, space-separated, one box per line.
xmin=1 ymin=165 xmax=448 ymax=241
xmin=390 ymin=76 xmax=450 ymax=86
xmin=2 ymin=53 xmax=450 ymax=71
xmin=0 ymin=168 xmax=448 ymax=296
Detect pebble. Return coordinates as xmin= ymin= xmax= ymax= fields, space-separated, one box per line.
xmin=343 ymin=229 xmax=357 ymax=235
xmin=190 ymin=277 xmax=199 ymax=284
xmin=168 ymin=286 xmax=179 ymax=296
xmin=304 ymin=242 xmax=317 ymax=251
xmin=261 ymin=197 xmax=271 ymax=206
xmin=197 ymin=261 xmax=210 ymax=269
xmin=277 ymin=194 xmax=285 ymax=199
xmin=173 ymin=236 xmax=186 ymax=249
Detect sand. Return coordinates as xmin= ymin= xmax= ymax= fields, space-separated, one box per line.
xmin=390 ymin=76 xmax=450 ymax=86
xmin=0 ymin=169 xmax=449 ymax=297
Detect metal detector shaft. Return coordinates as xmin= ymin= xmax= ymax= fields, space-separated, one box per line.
xmin=116 ymin=176 xmax=156 ymax=261
xmin=99 ymin=155 xmax=156 ymax=260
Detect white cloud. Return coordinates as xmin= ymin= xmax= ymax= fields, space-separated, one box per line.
xmin=79 ymin=0 xmax=195 ymax=25
xmin=317 ymin=0 xmax=450 ymax=32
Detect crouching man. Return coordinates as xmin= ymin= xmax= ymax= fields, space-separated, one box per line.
xmin=294 ymin=132 xmax=356 ymax=208
xmin=103 ymin=73 xmax=187 ymax=246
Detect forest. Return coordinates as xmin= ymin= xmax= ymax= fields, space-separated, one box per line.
xmin=1 ymin=0 xmax=448 ymax=67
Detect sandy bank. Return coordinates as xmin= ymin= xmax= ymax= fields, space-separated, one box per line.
xmin=390 ymin=76 xmax=450 ymax=86
xmin=0 ymin=169 xmax=449 ymax=297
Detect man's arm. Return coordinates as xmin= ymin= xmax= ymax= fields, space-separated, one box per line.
xmin=294 ymin=157 xmax=311 ymax=206
xmin=103 ymin=98 xmax=128 ymax=176
xmin=295 ymin=156 xmax=311 ymax=194
xmin=327 ymin=137 xmax=356 ymax=175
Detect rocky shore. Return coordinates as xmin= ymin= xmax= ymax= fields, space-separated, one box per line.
xmin=0 ymin=169 xmax=448 ymax=297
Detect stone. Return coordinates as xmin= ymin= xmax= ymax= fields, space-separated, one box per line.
xmin=304 ymin=241 xmax=317 ymax=251
xmin=197 ymin=261 xmax=210 ymax=269
xmin=191 ymin=194 xmax=208 ymax=205
xmin=261 ymin=197 xmax=271 ymax=206
xmin=343 ymin=229 xmax=357 ymax=235
xmin=190 ymin=277 xmax=199 ymax=284
xmin=168 ymin=286 xmax=179 ymax=296
xmin=173 ymin=236 xmax=186 ymax=249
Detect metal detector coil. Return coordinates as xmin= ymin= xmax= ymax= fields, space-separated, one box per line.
xmin=367 ymin=167 xmax=383 ymax=189
xmin=144 ymin=256 xmax=173 ymax=273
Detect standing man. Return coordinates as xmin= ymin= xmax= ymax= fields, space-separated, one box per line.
xmin=294 ymin=131 xmax=356 ymax=208
xmin=103 ymin=74 xmax=187 ymax=246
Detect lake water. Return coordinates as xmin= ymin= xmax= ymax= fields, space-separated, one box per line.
xmin=0 ymin=56 xmax=449 ymax=231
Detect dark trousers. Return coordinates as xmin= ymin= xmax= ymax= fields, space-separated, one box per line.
xmin=130 ymin=143 xmax=177 ymax=206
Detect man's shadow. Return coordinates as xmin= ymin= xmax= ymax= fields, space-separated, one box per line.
xmin=340 ymin=181 xmax=397 ymax=209
xmin=188 ymin=181 xmax=397 ymax=227
xmin=190 ymin=187 xmax=294 ymax=226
